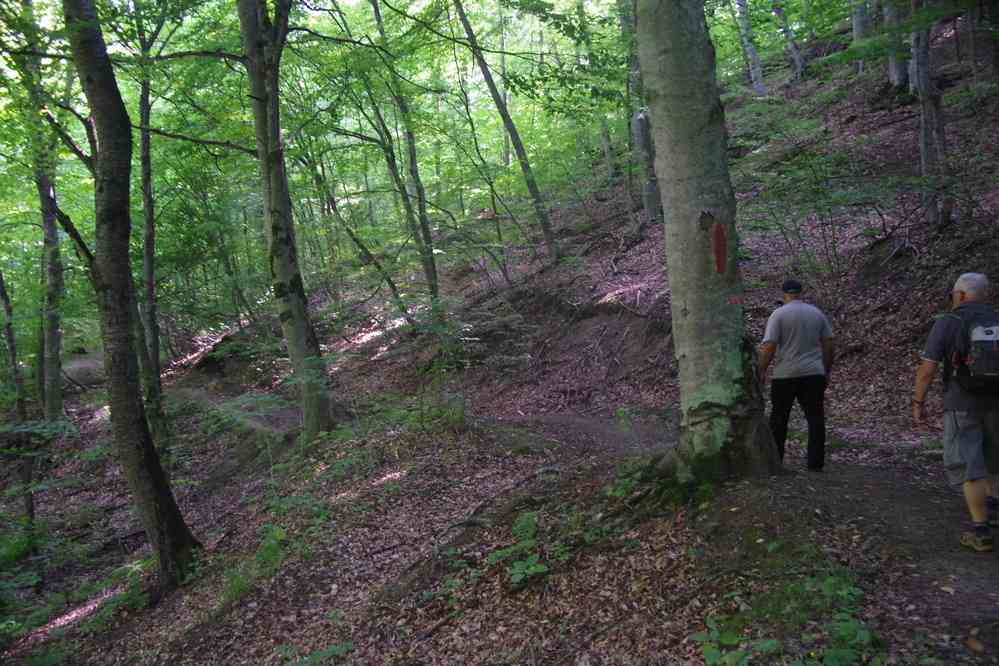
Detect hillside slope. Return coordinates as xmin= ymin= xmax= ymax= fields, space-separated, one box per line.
xmin=5 ymin=28 xmax=999 ymax=666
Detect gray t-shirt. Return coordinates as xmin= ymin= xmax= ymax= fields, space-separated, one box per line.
xmin=922 ymin=302 xmax=999 ymax=413
xmin=762 ymin=300 xmax=833 ymax=379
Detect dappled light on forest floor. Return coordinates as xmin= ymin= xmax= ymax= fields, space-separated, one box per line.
xmin=6 ymin=587 xmax=117 ymax=658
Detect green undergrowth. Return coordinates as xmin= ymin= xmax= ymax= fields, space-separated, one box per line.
xmin=690 ymin=491 xmax=887 ymax=665
xmin=429 ymin=460 xmax=663 ymax=610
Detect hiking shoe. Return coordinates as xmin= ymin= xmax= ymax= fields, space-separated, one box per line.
xmin=987 ymin=496 xmax=999 ymax=528
xmin=960 ymin=530 xmax=994 ymax=553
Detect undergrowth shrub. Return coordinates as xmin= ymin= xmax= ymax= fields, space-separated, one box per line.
xmin=220 ymin=524 xmax=287 ymax=608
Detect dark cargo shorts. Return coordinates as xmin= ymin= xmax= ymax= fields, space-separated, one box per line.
xmin=943 ymin=410 xmax=999 ymax=486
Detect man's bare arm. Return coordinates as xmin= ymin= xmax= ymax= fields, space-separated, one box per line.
xmin=822 ymin=337 xmax=835 ymax=376
xmin=759 ymin=342 xmax=777 ymax=379
xmin=913 ymin=358 xmax=939 ymax=425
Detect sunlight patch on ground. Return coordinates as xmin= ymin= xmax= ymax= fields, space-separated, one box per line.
xmin=331 ymin=488 xmax=360 ymax=504
xmin=371 ymin=470 xmax=407 ymax=487
xmin=6 ymin=587 xmax=119 ymax=657
xmin=597 ymin=282 xmax=655 ymax=307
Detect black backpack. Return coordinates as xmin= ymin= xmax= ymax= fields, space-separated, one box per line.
xmin=951 ymin=308 xmax=999 ymax=393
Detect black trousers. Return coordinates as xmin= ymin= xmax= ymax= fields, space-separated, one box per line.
xmin=769 ymin=374 xmax=827 ymax=469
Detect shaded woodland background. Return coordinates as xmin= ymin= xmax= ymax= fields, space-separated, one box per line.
xmin=2 ymin=0 xmax=999 ymax=663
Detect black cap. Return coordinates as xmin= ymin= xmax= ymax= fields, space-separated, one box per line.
xmin=781 ymin=279 xmax=803 ymax=294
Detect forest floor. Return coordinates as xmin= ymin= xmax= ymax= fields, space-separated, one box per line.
xmin=6 ymin=45 xmax=999 ymax=666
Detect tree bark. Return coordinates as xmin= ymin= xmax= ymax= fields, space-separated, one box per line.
xmin=37 ymin=172 xmax=64 ymax=423
xmin=369 ymin=0 xmax=440 ymax=303
xmin=237 ymin=0 xmax=335 ymax=440
xmin=911 ymin=0 xmax=953 ymax=224
xmin=0 ymin=271 xmax=34 ymax=526
xmin=577 ymin=0 xmax=618 ymax=184
xmin=16 ymin=0 xmax=64 ymax=440
xmin=772 ymin=0 xmax=807 ymax=79
xmin=304 ymin=155 xmax=415 ymax=326
xmin=62 ymin=0 xmax=199 ymax=592
xmin=453 ymin=0 xmax=559 ymax=261
xmin=853 ymin=0 xmax=871 ymax=41
xmin=631 ymin=109 xmax=662 ymax=231
xmin=136 ymin=6 xmax=168 ymax=449
xmin=731 ymin=0 xmax=768 ymax=94
xmin=637 ymin=0 xmax=779 ymax=482
xmin=883 ymin=0 xmax=910 ymax=89
xmin=853 ymin=0 xmax=871 ymax=72
xmin=499 ymin=0 xmax=511 ymax=168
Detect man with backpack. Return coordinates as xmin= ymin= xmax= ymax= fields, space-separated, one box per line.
xmin=914 ymin=272 xmax=999 ymax=552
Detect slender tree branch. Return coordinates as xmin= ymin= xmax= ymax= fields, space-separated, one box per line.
xmin=152 ymin=49 xmax=246 ymax=64
xmin=42 ymin=111 xmax=94 ymax=174
xmin=133 ymin=125 xmax=257 ymax=156
xmin=53 ymin=100 xmax=98 ymax=157
xmin=379 ymin=0 xmax=542 ymax=63
xmin=287 ymin=25 xmax=390 ymax=53
xmin=1 ymin=48 xmax=73 ymax=61
xmin=52 ymin=206 xmax=95 ymax=268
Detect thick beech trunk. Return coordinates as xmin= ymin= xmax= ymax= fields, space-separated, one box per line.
xmin=237 ymin=0 xmax=334 ymax=439
xmin=453 ymin=0 xmax=559 ymax=261
xmin=62 ymin=0 xmax=198 ymax=591
xmin=637 ymin=0 xmax=779 ymax=481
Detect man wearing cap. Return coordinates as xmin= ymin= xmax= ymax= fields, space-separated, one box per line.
xmin=758 ymin=279 xmax=835 ymax=471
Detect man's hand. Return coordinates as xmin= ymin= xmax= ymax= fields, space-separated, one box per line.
xmin=912 ymin=358 xmax=938 ymax=427
xmin=758 ymin=341 xmax=777 ymax=385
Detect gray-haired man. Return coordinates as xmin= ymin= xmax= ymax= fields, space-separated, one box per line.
xmin=914 ymin=272 xmax=999 ymax=552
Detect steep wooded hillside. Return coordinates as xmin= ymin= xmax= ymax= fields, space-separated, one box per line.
xmin=3 ymin=9 xmax=999 ymax=666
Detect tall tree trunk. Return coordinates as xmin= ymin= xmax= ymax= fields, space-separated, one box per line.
xmin=369 ymin=0 xmax=440 ymax=303
xmin=237 ymin=0 xmax=335 ymax=440
xmin=16 ymin=0 xmax=64 ymax=516
xmin=731 ymin=0 xmax=768 ymax=94
xmin=499 ymin=1 xmax=511 ymax=168
xmin=37 ymin=172 xmax=63 ymax=423
xmin=911 ymin=0 xmax=952 ymax=224
xmin=453 ymin=0 xmax=559 ymax=261
xmin=138 ymin=70 xmax=167 ymax=447
xmin=884 ymin=0 xmax=910 ymax=89
xmin=637 ymin=0 xmax=779 ymax=481
xmin=577 ymin=0 xmax=618 ymax=184
xmin=61 ymin=0 xmax=199 ymax=592
xmin=368 ymin=100 xmax=439 ymax=299
xmin=853 ymin=0 xmax=871 ymax=40
xmin=984 ymin=0 xmax=999 ymax=73
xmin=0 ymin=271 xmax=34 ymax=527
xmin=853 ymin=0 xmax=871 ymax=72
xmin=616 ymin=0 xmax=641 ymax=199
xmin=631 ymin=109 xmax=662 ymax=231
xmin=305 ymin=155 xmax=415 ymax=325
xmin=772 ymin=0 xmax=807 ymax=78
